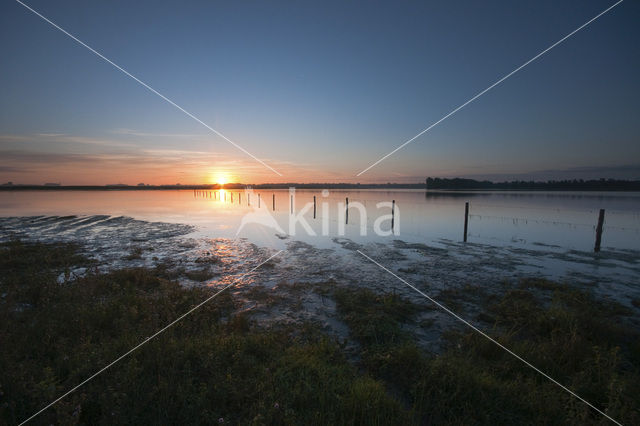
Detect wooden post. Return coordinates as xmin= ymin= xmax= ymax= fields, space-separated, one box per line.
xmin=594 ymin=209 xmax=605 ymax=252
xmin=463 ymin=202 xmax=469 ymax=242
xmin=290 ymin=195 xmax=293 ymax=214
xmin=258 ymin=193 xmax=261 ymax=208
xmin=238 ymin=193 xmax=241 ymax=204
xmin=313 ymin=195 xmax=316 ymax=219
xmin=231 ymin=192 xmax=233 ymax=203
xmin=345 ymin=197 xmax=349 ymax=224
xmin=272 ymin=193 xmax=275 ymax=211
xmin=224 ymin=192 xmax=226 ymax=201
xmin=248 ymin=193 xmax=250 ymax=206
xmin=391 ymin=199 xmax=395 ymax=230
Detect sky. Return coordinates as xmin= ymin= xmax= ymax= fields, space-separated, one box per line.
xmin=0 ymin=0 xmax=638 ymax=185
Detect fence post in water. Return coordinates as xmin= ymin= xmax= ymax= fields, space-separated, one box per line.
xmin=248 ymin=193 xmax=250 ymax=206
xmin=391 ymin=200 xmax=395 ymax=230
xmin=258 ymin=193 xmax=261 ymax=208
xmin=313 ymin=195 xmax=316 ymax=219
xmin=594 ymin=209 xmax=605 ymax=252
xmin=463 ymin=202 xmax=469 ymax=242
xmin=238 ymin=193 xmax=241 ymax=204
xmin=273 ymin=193 xmax=275 ymax=211
xmin=231 ymin=193 xmax=233 ymax=203
xmin=290 ymin=195 xmax=293 ymax=214
xmin=345 ymin=197 xmax=349 ymax=224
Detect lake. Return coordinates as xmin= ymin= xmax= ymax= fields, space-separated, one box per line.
xmin=1 ymin=188 xmax=639 ymax=344
xmin=1 ymin=189 xmax=639 ymax=252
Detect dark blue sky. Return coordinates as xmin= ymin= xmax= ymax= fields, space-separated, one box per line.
xmin=1 ymin=0 xmax=638 ymax=184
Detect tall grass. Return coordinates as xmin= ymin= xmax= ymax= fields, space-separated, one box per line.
xmin=333 ymin=282 xmax=640 ymax=424
xmin=0 ymin=241 xmax=407 ymax=424
xmin=2 ymin=240 xmax=638 ymax=424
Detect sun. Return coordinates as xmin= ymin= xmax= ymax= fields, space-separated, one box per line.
xmin=212 ymin=171 xmax=230 ymax=186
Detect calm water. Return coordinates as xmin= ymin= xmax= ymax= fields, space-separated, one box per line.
xmin=1 ymin=189 xmax=639 ymax=252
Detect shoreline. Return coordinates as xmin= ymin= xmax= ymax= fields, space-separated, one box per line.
xmin=2 ymin=239 xmax=639 ymax=424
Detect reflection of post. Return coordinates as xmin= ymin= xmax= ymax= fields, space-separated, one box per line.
xmin=391 ymin=200 xmax=395 ymax=230
xmin=273 ymin=193 xmax=275 ymax=211
xmin=346 ymin=197 xmax=349 ymax=224
xmin=594 ymin=209 xmax=605 ymax=252
xmin=313 ymin=196 xmax=316 ymax=219
xmin=463 ymin=202 xmax=469 ymax=242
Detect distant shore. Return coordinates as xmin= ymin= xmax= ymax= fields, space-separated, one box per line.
xmin=1 ymin=178 xmax=640 ymax=191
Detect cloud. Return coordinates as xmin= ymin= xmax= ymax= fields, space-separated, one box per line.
xmin=111 ymin=128 xmax=208 ymax=139
xmin=461 ymin=165 xmax=640 ymax=182
xmin=0 ymin=165 xmax=30 ymax=173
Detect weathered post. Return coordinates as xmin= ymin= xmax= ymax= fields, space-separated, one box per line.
xmin=313 ymin=195 xmax=316 ymax=219
xmin=463 ymin=202 xmax=469 ymax=242
xmin=238 ymin=193 xmax=241 ymax=204
xmin=391 ymin=199 xmax=395 ymax=230
xmin=290 ymin=195 xmax=293 ymax=214
xmin=231 ymin=192 xmax=233 ymax=203
xmin=258 ymin=193 xmax=261 ymax=208
xmin=345 ymin=197 xmax=349 ymax=224
xmin=273 ymin=193 xmax=275 ymax=211
xmin=594 ymin=209 xmax=605 ymax=252
xmin=248 ymin=193 xmax=250 ymax=206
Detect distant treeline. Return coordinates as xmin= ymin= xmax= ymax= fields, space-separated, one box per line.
xmin=425 ymin=177 xmax=640 ymax=191
xmin=1 ymin=178 xmax=639 ymax=191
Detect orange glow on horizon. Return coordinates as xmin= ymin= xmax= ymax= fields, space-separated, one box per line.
xmin=210 ymin=171 xmax=232 ymax=187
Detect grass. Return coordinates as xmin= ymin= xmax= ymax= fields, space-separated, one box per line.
xmin=0 ymin=241 xmax=408 ymax=425
xmin=333 ymin=282 xmax=640 ymax=425
xmin=2 ymin=240 xmax=639 ymax=425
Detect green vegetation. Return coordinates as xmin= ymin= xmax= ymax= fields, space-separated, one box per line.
xmin=0 ymin=241 xmax=407 ymax=425
xmin=333 ymin=282 xmax=640 ymax=424
xmin=1 ymin=241 xmax=638 ymax=424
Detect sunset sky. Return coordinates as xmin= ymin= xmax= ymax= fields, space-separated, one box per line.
xmin=1 ymin=0 xmax=639 ymax=185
